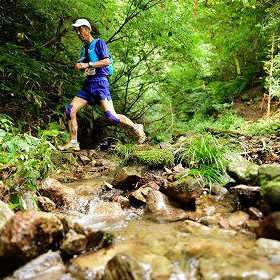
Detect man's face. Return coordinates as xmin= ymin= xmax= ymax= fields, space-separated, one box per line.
xmin=75 ymin=26 xmax=90 ymax=42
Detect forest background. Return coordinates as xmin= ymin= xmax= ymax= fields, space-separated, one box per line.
xmin=1 ymin=0 xmax=280 ymax=209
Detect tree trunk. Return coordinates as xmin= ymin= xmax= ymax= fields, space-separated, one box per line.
xmin=194 ymin=0 xmax=198 ymax=17
xmin=234 ymin=54 xmax=241 ymax=76
xmin=267 ymin=32 xmax=275 ymax=118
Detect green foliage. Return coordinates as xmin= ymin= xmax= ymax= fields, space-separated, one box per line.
xmin=134 ymin=148 xmax=174 ymax=168
xmin=0 ymin=115 xmax=75 ymax=210
xmin=174 ymin=133 xmax=228 ymax=183
xmin=245 ymin=117 xmax=280 ymax=136
xmin=115 ymin=143 xmax=136 ymax=166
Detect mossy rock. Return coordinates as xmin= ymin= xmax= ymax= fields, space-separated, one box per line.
xmin=170 ymin=176 xmax=205 ymax=192
xmin=258 ymin=164 xmax=280 ymax=186
xmin=227 ymin=160 xmax=259 ymax=184
xmin=261 ymin=180 xmax=280 ymax=211
xmin=133 ymin=149 xmax=174 ymax=168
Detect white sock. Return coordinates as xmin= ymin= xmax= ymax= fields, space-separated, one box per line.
xmin=71 ymin=140 xmax=78 ymax=145
xmin=133 ymin=124 xmax=139 ymax=130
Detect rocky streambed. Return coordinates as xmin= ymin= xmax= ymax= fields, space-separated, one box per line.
xmin=0 ymin=149 xmax=280 ymax=279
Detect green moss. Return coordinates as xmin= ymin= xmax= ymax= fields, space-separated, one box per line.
xmin=133 ymin=148 xmax=174 ymax=168
xmin=170 ymin=175 xmax=204 ymax=192
xmin=261 ymin=180 xmax=280 ymax=210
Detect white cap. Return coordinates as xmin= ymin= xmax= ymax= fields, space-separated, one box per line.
xmin=72 ymin=19 xmax=92 ymax=31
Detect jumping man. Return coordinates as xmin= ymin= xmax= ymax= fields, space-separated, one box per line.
xmin=60 ymin=19 xmax=146 ymax=151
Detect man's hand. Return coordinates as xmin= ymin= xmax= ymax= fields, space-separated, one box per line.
xmin=75 ymin=63 xmax=89 ymax=71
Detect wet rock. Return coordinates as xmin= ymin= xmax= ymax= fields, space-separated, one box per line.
xmin=199 ymin=214 xmax=222 ymax=226
xmin=245 ymin=219 xmax=260 ymax=232
xmin=60 ymin=229 xmax=87 ymax=255
xmin=112 ymin=195 xmax=131 ymax=209
xmin=40 ymin=178 xmax=76 ymax=208
xmin=37 ymin=196 xmax=56 ymax=212
xmin=0 ymin=210 xmax=63 ymax=268
xmin=145 ymin=190 xmax=187 ymax=222
xmin=249 ymin=207 xmax=264 ymax=220
xmin=78 ymin=155 xmax=91 ymax=166
xmin=112 ymin=167 xmax=141 ymax=189
xmin=256 ymin=238 xmax=280 ymax=255
xmin=0 ymin=200 xmax=14 ymax=230
xmin=88 ymin=199 xmax=126 ymax=220
xmin=165 ymin=176 xmax=204 ymax=205
xmin=4 ymin=251 xmax=65 ymax=280
xmin=227 ymin=160 xmax=259 ymax=184
xmin=142 ymin=181 xmax=160 ymax=191
xmin=227 ymin=211 xmax=249 ymax=228
xmin=257 ymin=212 xmax=280 ymax=241
xmin=129 ymin=186 xmax=153 ymax=205
xmin=105 ymin=253 xmax=149 ymax=280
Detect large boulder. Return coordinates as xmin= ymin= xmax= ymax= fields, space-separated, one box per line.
xmin=40 ymin=178 xmax=76 ymax=208
xmin=112 ymin=168 xmax=141 ymax=189
xmin=145 ymin=190 xmax=187 ymax=222
xmin=227 ymin=160 xmax=259 ymax=184
xmin=0 ymin=210 xmax=63 ymax=272
xmin=3 ymin=251 xmax=65 ymax=280
xmin=0 ymin=200 xmax=14 ymax=230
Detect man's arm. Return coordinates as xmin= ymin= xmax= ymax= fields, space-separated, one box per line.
xmin=75 ymin=58 xmax=110 ymax=71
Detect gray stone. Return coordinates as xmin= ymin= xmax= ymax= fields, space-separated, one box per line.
xmin=4 ymin=251 xmax=65 ymax=280
xmin=227 ymin=211 xmax=249 ymax=228
xmin=256 ymin=238 xmax=280 ymax=255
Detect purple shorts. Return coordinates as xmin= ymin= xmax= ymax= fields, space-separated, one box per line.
xmin=76 ymin=76 xmax=112 ymax=105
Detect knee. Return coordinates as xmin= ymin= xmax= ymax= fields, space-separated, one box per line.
xmin=66 ymin=104 xmax=76 ymax=120
xmin=105 ymin=110 xmax=120 ymax=123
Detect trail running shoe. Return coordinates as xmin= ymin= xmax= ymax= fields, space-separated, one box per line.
xmin=58 ymin=142 xmax=80 ymax=152
xmin=134 ymin=124 xmax=146 ymax=144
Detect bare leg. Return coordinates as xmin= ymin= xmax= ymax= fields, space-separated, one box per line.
xmin=99 ymin=99 xmax=136 ymax=129
xmin=68 ymin=96 xmax=88 ymax=141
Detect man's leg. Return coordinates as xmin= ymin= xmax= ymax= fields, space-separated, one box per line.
xmin=99 ymin=99 xmax=146 ymax=143
xmin=67 ymin=96 xmax=88 ymax=141
xmin=59 ymin=96 xmax=88 ymax=151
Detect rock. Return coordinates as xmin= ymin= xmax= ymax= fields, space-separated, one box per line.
xmin=261 ymin=180 xmax=280 ymax=211
xmin=258 ymin=164 xmax=280 ymax=184
xmin=104 ymin=253 xmax=149 ymax=280
xmin=210 ymin=183 xmax=228 ymax=196
xmin=245 ymin=219 xmax=260 ymax=232
xmin=142 ymin=181 xmax=160 ymax=191
xmin=165 ymin=176 xmax=204 ymax=205
xmin=159 ymin=142 xmax=172 ymax=149
xmin=174 ymin=136 xmax=187 ymax=146
xmin=227 ymin=160 xmax=259 ymax=184
xmin=249 ymin=207 xmax=264 ymax=220
xmin=257 ymin=212 xmax=280 ymax=241
xmin=0 ymin=200 xmax=14 ymax=230
xmin=172 ymin=164 xmax=186 ymax=174
xmin=0 ymin=210 xmax=63 ymax=269
xmin=3 ymin=251 xmax=65 ymax=280
xmin=227 ymin=211 xmax=249 ymax=228
xmin=78 ymin=155 xmax=91 ymax=166
xmin=256 ymin=238 xmax=280 ymax=255
xmin=199 ymin=214 xmax=222 ymax=226
xmin=37 ymin=196 xmax=56 ymax=212
xmin=129 ymin=186 xmax=153 ymax=205
xmin=61 ymin=229 xmax=87 ymax=255
xmin=40 ymin=178 xmax=76 ymax=208
xmin=202 ymin=206 xmax=216 ymax=216
xmin=112 ymin=167 xmax=141 ymax=189
xmin=230 ymin=185 xmax=262 ymax=208
xmin=112 ymin=195 xmax=131 ymax=209
xmin=145 ymin=190 xmax=187 ymax=222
